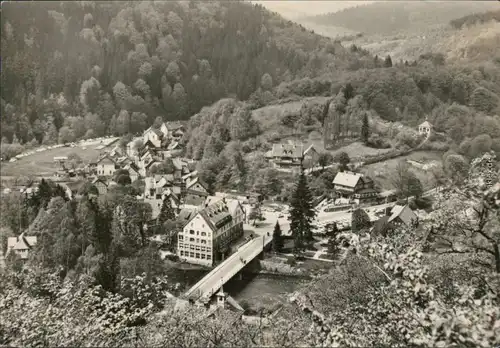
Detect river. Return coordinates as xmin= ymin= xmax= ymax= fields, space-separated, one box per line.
xmin=224 ymin=273 xmax=308 ymax=313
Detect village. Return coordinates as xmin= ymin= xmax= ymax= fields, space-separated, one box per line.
xmin=3 ymin=118 xmax=437 ymax=280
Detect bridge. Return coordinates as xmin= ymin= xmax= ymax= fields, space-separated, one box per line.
xmin=185 ymin=234 xmax=272 ymax=303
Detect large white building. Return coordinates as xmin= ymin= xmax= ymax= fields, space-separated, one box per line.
xmin=177 ymin=198 xmax=245 ymax=267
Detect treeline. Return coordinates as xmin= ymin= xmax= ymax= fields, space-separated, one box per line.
xmin=450 ymin=9 xmax=500 ymax=29
xmin=305 ymin=1 xmax=498 ymax=35
xmin=0 ymin=0 xmax=373 ymax=146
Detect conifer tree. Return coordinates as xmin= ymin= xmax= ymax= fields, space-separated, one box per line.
xmin=288 ymin=167 xmax=316 ymax=252
xmin=351 ymin=208 xmax=371 ymax=234
xmin=272 ymin=220 xmax=284 ymax=253
xmin=361 ymin=113 xmax=370 ymax=144
xmin=158 ymin=196 xmax=175 ymax=224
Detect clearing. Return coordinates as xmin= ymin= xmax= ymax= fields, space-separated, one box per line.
xmin=0 ymin=142 xmax=110 ymax=177
xmin=361 ymin=150 xmax=444 ymax=191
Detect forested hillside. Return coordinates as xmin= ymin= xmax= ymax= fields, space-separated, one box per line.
xmin=0 ymin=1 xmax=373 ymax=145
xmin=303 ymin=1 xmax=498 ymax=35
xmin=343 ymin=8 xmax=500 ymax=65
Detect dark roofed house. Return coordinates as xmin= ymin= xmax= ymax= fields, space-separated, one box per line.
xmin=388 ymin=204 xmax=418 ymax=227
xmin=266 ymin=143 xmax=318 ymax=172
xmin=333 ymin=171 xmax=378 ymax=204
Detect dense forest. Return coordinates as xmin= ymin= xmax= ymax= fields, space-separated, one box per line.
xmin=0 ymin=0 xmax=374 ymax=146
xmin=303 ymin=1 xmax=499 ymax=35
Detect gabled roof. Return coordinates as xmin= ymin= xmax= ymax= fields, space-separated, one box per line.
xmin=144 ymin=127 xmax=164 ymax=138
xmin=419 ymin=121 xmax=432 ymax=128
xmin=186 ymin=200 xmax=232 ymax=232
xmin=168 ymin=141 xmax=181 ymax=150
xmin=333 ymin=171 xmax=363 ymax=188
xmin=388 ymin=204 xmax=417 ymax=226
xmin=271 ymin=143 xmax=304 ymax=159
xmin=97 ymin=155 xmax=116 ymax=165
xmin=186 ymin=177 xmax=208 ymax=191
xmin=178 ymin=208 xmax=197 ymax=225
xmin=92 ymin=177 xmax=108 ymax=186
xmin=8 ymin=233 xmax=37 ymax=252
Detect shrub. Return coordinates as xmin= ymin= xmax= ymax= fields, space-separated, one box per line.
xmin=366 ymin=134 xmax=391 ymax=149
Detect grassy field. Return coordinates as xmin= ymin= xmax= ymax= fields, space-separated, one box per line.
xmin=251 ymin=96 xmax=329 ymax=132
xmin=361 ymin=150 xmax=444 ymax=191
xmin=1 ymin=145 xmax=103 ymax=177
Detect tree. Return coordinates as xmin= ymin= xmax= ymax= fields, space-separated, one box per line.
xmin=288 ymin=169 xmax=316 ymax=252
xmin=351 ymin=208 xmax=371 ymax=234
xmin=361 ymin=112 xmax=370 ymax=144
xmin=384 ymin=55 xmax=393 ymax=67
xmin=334 ymin=151 xmax=350 ymax=171
xmin=444 ymin=154 xmax=469 ymax=185
xmin=470 ymin=87 xmax=499 ymax=114
xmin=407 ymin=172 xmax=423 ymax=200
xmin=317 ymin=152 xmax=333 ymax=171
xmin=157 ymin=197 xmax=175 ymax=225
xmin=272 ymin=221 xmax=284 ymax=253
xmin=429 ymin=153 xmax=500 ymax=272
xmin=391 ymin=161 xmax=422 ymax=201
xmin=261 ymin=73 xmax=273 ymax=91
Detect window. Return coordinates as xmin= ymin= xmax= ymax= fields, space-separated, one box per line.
xmin=201 ymin=240 xmax=206 ymax=244
xmin=201 ymin=254 xmax=206 ymax=259
xmin=195 ymin=253 xmax=200 ymax=259
xmin=178 ymin=235 xmax=183 ymax=240
xmin=207 ymin=254 xmax=211 ymax=260
xmin=190 ymin=252 xmax=194 ymax=258
xmin=179 ymin=243 xmax=184 ymax=248
xmin=180 ymin=251 xmax=184 ymax=256
xmin=196 ymin=238 xmax=199 ymax=243
xmin=201 ymin=232 xmax=206 ymax=236
xmin=189 ymin=238 xmax=194 ymax=242
xmin=196 ymin=231 xmax=199 ymax=235
xmin=190 ymin=230 xmax=194 ymax=235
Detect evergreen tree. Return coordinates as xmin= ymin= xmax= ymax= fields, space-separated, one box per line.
xmin=272 ymin=220 xmax=284 ymax=253
xmin=384 ymin=55 xmax=393 ymax=68
xmin=351 ymin=208 xmax=371 ymax=234
xmin=361 ymin=112 xmax=370 ymax=144
xmin=157 ymin=196 xmax=175 ymax=224
xmin=288 ymin=168 xmax=316 ymax=252
xmin=325 ymin=222 xmax=340 ymax=256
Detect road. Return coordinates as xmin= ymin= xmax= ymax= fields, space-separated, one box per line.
xmin=185 ymin=234 xmax=272 ymax=300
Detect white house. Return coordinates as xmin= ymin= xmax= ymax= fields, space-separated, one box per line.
xmin=7 ymin=233 xmax=38 ymax=260
xmin=96 ymin=156 xmax=117 ymax=176
xmin=418 ymin=120 xmax=432 ymax=136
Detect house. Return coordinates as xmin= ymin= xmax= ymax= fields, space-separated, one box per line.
xmin=62 ymin=180 xmax=87 ymax=199
xmin=126 ymin=136 xmax=143 ymax=158
xmin=143 ymin=127 xmax=165 ymax=148
xmin=96 ymin=156 xmax=117 ymax=176
xmin=166 ymin=122 xmax=185 ymax=141
xmin=7 ymin=233 xmax=37 ymax=260
xmin=266 ymin=143 xmax=318 ymax=171
xmin=186 ymin=177 xmax=209 ymax=194
xmin=388 ymin=204 xmax=418 ymax=227
xmin=177 ymin=199 xmax=244 ymax=267
xmin=332 ymin=171 xmax=378 ymax=203
xmin=418 ymin=120 xmax=432 ymax=136
xmin=124 ymin=163 xmax=141 ymax=182
xmin=92 ymin=177 xmax=108 ymax=195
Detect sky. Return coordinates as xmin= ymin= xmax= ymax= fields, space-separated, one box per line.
xmin=251 ymin=1 xmax=375 ymax=20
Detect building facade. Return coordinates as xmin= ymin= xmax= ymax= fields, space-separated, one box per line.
xmin=7 ymin=233 xmax=38 ymax=260
xmin=96 ymin=156 xmax=117 ymax=176
xmin=418 ymin=120 xmax=432 ymax=136
xmin=333 ymin=171 xmax=378 ymax=204
xmin=177 ymin=199 xmax=244 ymax=267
